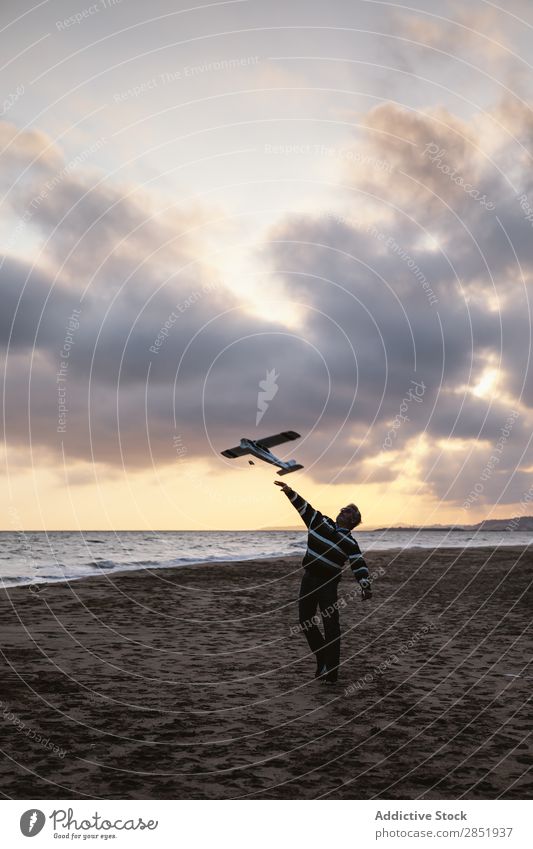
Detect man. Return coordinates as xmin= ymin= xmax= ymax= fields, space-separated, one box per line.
xmin=274 ymin=480 xmax=371 ymax=684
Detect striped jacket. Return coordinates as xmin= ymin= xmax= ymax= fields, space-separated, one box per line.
xmin=284 ymin=488 xmax=371 ymax=593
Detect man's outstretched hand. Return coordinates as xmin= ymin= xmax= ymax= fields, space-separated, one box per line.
xmin=274 ymin=481 xmax=292 ymax=493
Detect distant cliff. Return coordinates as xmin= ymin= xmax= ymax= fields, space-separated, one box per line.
xmin=261 ymin=516 xmax=533 ymax=532
xmin=371 ymin=516 xmax=533 ymax=532
xmin=473 ymin=516 xmax=533 ymax=531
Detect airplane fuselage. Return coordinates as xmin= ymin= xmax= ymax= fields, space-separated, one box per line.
xmin=240 ymin=438 xmax=294 ymax=470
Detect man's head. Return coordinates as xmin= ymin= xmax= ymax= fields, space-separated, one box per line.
xmin=336 ymin=503 xmax=361 ymax=530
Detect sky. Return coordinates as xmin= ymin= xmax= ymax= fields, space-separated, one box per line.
xmin=1 ymin=0 xmax=533 ymax=530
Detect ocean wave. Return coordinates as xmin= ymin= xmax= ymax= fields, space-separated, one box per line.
xmin=88 ymin=558 xmax=164 ymax=570
xmin=89 ymin=559 xmax=121 ymax=569
xmin=1 ymin=528 xmax=530 ymax=590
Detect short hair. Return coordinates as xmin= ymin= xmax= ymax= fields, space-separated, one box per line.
xmin=346 ymin=503 xmax=361 ymax=528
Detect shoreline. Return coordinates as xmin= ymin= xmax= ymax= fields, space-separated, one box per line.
xmin=0 ymin=552 xmax=302 ymax=592
xmin=1 ymin=542 xmax=532 ymax=594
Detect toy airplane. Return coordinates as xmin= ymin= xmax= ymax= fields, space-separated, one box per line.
xmin=221 ymin=430 xmax=304 ymax=475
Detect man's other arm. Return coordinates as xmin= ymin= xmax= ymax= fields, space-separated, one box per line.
xmin=346 ymin=538 xmax=372 ymax=600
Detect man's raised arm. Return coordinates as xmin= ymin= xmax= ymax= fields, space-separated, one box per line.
xmin=274 ymin=481 xmax=318 ymax=528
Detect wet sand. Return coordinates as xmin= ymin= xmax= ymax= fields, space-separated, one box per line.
xmin=0 ymin=545 xmax=531 ymax=799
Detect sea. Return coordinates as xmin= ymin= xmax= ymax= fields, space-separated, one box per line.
xmin=0 ymin=528 xmax=531 ymax=588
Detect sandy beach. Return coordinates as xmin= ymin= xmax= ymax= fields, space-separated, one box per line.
xmin=0 ymin=545 xmax=531 ymax=799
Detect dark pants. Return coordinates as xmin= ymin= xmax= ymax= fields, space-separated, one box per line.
xmin=298 ymin=570 xmax=341 ymax=680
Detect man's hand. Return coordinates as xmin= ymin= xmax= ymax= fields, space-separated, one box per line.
xmin=274 ymin=481 xmax=292 ymax=494
xmin=359 ymin=578 xmax=372 ymax=601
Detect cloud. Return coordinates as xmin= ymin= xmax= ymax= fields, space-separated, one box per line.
xmin=0 ymin=120 xmax=63 ymax=173
xmin=1 ymin=94 xmax=532 ymax=514
xmin=398 ymin=6 xmax=513 ymax=62
xmin=258 ymin=98 xmax=533 ymax=501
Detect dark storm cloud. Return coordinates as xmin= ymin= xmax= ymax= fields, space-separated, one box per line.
xmin=259 ymin=100 xmax=533 ymax=500
xmin=0 ymin=255 xmax=80 ymax=351
xmin=2 ymin=245 xmax=357 ymax=471
xmin=8 ymin=172 xmax=208 ymax=293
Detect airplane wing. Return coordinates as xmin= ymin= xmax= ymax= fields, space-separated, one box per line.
xmin=256 ymin=430 xmax=301 ymax=449
xmin=221 ymin=445 xmax=250 ymax=458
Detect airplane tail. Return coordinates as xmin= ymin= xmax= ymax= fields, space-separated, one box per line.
xmin=277 ymin=464 xmax=304 ymax=476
